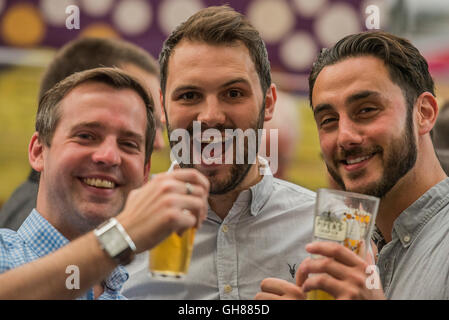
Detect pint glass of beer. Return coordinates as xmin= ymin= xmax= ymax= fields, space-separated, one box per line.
xmin=148 ymin=161 xmax=197 ymax=278
xmin=149 ymin=227 xmax=196 ymax=278
xmin=307 ymin=188 xmax=379 ymax=300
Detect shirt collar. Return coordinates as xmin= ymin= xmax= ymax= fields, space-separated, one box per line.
xmin=18 ymin=209 xmax=69 ymax=258
xmin=18 ymin=209 xmax=129 ymax=293
xmin=248 ymin=156 xmax=274 ymax=216
xmin=224 ymin=156 xmax=274 ymax=217
xmin=393 ymin=177 xmax=449 ymax=248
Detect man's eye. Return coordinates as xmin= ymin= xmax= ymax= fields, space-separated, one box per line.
xmin=320 ymin=117 xmax=337 ymax=127
xmin=122 ymin=141 xmax=139 ymax=149
xmin=358 ymin=106 xmax=379 ymax=118
xmin=227 ymin=89 xmax=242 ymax=98
xmin=180 ymin=92 xmax=199 ymax=100
xmin=77 ymin=133 xmax=94 ymax=140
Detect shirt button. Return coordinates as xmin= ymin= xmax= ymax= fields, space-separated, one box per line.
xmin=224 ymin=285 xmax=232 ymax=293
xmin=222 ymin=225 xmax=229 ymax=233
xmin=403 ymin=235 xmax=411 ymax=243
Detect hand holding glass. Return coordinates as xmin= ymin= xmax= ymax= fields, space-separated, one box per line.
xmin=307 ymin=188 xmax=379 ymax=300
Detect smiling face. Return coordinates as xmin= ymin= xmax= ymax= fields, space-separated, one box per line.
xmin=162 ymin=40 xmax=274 ymax=194
xmin=32 ymin=82 xmax=149 ymax=236
xmin=312 ymin=56 xmax=417 ymax=197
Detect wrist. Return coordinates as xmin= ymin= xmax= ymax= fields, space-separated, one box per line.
xmin=94 ymin=218 xmax=136 ymax=265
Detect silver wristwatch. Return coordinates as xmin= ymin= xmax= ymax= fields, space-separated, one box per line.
xmin=94 ymin=218 xmax=136 ymax=265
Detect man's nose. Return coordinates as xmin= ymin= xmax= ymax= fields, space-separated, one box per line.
xmin=91 ymin=138 xmax=122 ymax=166
xmin=196 ymin=96 xmax=226 ymax=128
xmin=337 ymin=116 xmax=363 ymax=150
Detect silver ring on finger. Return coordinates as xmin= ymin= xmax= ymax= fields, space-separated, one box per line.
xmin=185 ymin=182 xmax=194 ymax=195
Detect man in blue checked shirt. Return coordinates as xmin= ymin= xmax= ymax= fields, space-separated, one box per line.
xmin=0 ymin=67 xmax=209 ymax=299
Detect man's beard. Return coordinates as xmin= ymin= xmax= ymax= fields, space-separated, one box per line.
xmin=165 ymin=105 xmax=265 ymax=195
xmin=327 ymin=110 xmax=417 ymax=198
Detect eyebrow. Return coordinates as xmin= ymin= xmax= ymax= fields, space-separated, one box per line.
xmin=313 ymin=90 xmax=381 ymax=118
xmin=220 ymin=77 xmax=251 ymax=88
xmin=345 ymin=90 xmax=380 ymax=105
xmin=313 ymin=103 xmax=334 ymax=118
xmin=171 ymin=77 xmax=251 ymax=98
xmin=70 ymin=121 xmax=144 ymax=144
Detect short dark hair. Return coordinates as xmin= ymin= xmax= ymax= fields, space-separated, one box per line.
xmin=309 ymin=31 xmax=435 ymax=111
xmin=159 ymin=5 xmax=271 ymax=97
xmin=36 ymin=67 xmax=155 ymax=163
xmin=39 ymin=37 xmax=159 ymax=100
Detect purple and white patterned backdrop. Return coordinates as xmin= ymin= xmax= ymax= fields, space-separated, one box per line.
xmin=0 ymin=0 xmax=376 ymax=92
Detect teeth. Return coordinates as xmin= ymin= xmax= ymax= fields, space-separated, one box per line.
xmin=347 ymin=155 xmax=371 ymax=165
xmin=200 ymin=136 xmax=229 ymax=144
xmin=83 ymin=178 xmax=115 ymax=189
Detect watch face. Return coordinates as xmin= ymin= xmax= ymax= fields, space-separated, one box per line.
xmin=101 ymin=229 xmax=129 ymax=256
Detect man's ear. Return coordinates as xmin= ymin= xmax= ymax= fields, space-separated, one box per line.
xmin=143 ymin=159 xmax=151 ymax=183
xmin=160 ymin=89 xmax=166 ymax=125
xmin=264 ymin=83 xmax=277 ymax=122
xmin=415 ymin=92 xmax=438 ymax=136
xmin=29 ymin=132 xmax=44 ymax=173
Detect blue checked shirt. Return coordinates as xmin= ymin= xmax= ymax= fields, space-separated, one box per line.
xmin=0 ymin=209 xmax=128 ymax=300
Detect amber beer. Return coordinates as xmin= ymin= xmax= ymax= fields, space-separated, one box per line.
xmin=306 ymin=189 xmax=379 ymax=300
xmin=149 ymin=228 xmax=196 ymax=278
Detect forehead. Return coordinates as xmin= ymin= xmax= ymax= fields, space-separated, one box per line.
xmin=58 ymin=82 xmax=148 ymax=132
xmin=312 ymin=56 xmax=402 ymax=108
xmin=166 ymin=40 xmax=260 ymax=90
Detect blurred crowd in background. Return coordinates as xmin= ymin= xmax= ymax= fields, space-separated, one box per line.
xmin=0 ymin=0 xmax=448 ymax=208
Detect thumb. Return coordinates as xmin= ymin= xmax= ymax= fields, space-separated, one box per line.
xmin=359 ymin=240 xmax=376 ymax=265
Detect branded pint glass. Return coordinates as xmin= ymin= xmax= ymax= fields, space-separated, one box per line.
xmin=307 ymin=188 xmax=379 ymax=300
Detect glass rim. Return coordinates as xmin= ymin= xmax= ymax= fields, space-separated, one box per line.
xmin=317 ymin=188 xmax=380 ymax=204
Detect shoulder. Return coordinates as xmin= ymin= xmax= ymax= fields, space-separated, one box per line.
xmin=0 ymin=228 xmax=23 ymax=273
xmin=271 ymin=177 xmax=316 ymax=201
xmin=258 ymin=177 xmax=316 ymax=218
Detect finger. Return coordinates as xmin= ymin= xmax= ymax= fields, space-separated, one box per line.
xmin=158 ymin=179 xmax=207 ymax=198
xmin=296 ymin=258 xmax=309 ymax=287
xmin=306 ymin=242 xmax=366 ymax=267
xmin=167 ymin=195 xmax=208 ymax=227
xmin=260 ymin=278 xmax=292 ymax=296
xmin=171 ymin=209 xmax=198 ymax=235
xmin=358 ymin=240 xmax=375 ymax=265
xmin=154 ymin=171 xmax=209 ymax=196
xmin=169 ymin=169 xmax=210 ymax=193
xmin=302 ymin=273 xmax=355 ymax=300
xmin=300 ymin=256 xmax=353 ymax=281
xmin=254 ymin=292 xmax=285 ymax=300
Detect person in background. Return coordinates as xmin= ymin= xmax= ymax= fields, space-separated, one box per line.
xmin=122 ymin=5 xmax=315 ymax=300
xmin=432 ymin=100 xmax=449 ymax=174
xmin=260 ymin=90 xmax=301 ymax=180
xmin=0 ymin=37 xmax=166 ymax=230
xmin=256 ymin=31 xmax=449 ymax=300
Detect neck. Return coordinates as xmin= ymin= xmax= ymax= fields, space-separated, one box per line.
xmin=36 ymin=183 xmax=90 ymax=241
xmin=208 ymin=160 xmax=263 ymax=220
xmin=376 ymin=142 xmax=447 ymax=242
